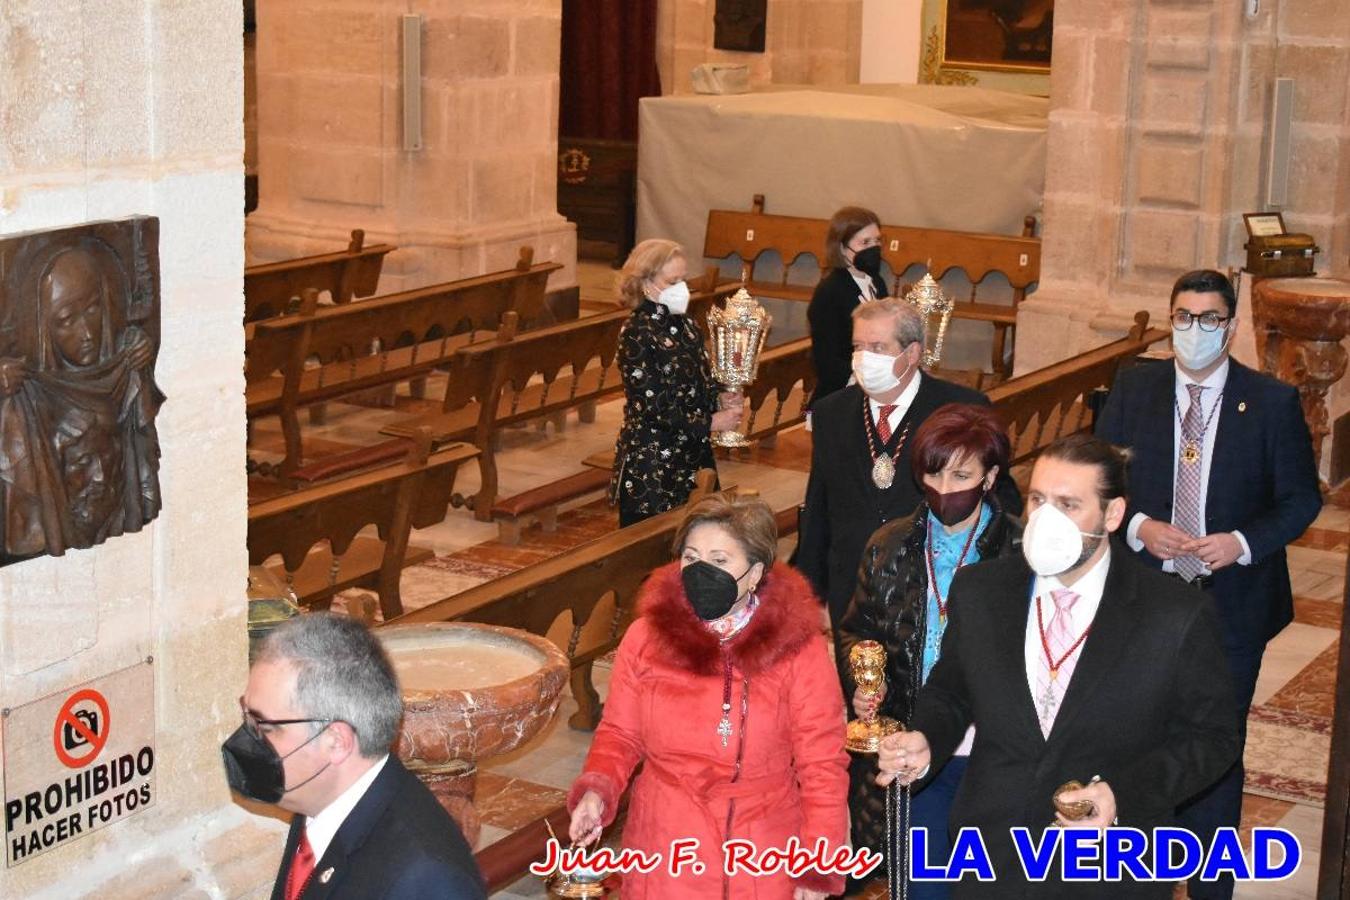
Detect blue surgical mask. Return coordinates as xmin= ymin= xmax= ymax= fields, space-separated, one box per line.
xmin=1171 ymin=323 xmax=1230 ymax=371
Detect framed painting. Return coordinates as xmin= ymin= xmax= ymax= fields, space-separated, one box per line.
xmin=919 ymin=0 xmax=1052 ymax=95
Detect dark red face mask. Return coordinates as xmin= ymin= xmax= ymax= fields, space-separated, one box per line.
xmin=923 ymin=482 xmax=986 ymax=527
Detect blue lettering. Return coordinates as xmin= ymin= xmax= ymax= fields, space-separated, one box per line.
xmin=948 ymin=828 xmax=996 ymax=881
xmin=908 ymin=828 xmax=949 ymax=881
xmin=1060 ymin=828 xmax=1102 ymax=880
xmin=1200 ymin=828 xmax=1251 ymax=881
xmin=1251 ymin=828 xmax=1300 ymax=880
xmin=1010 ymin=827 xmax=1059 ymax=881
xmin=1153 ymin=827 xmax=1203 ymax=880
xmin=1102 ymin=827 xmax=1150 ymax=880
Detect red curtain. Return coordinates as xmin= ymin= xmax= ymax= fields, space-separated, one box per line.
xmin=559 ymin=0 xmax=661 ymax=142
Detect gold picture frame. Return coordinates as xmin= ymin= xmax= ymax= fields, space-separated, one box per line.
xmin=919 ymin=0 xmax=1052 ymax=95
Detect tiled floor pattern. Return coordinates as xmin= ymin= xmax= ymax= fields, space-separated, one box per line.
xmin=245 ymin=336 xmax=1344 ymax=898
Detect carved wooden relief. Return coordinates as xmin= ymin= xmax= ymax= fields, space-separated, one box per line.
xmin=0 ymin=217 xmax=164 ymax=565
xmin=713 ymin=0 xmax=767 ymax=53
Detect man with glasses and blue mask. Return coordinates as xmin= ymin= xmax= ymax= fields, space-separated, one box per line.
xmin=222 ymin=613 xmax=485 ymax=899
xmin=1095 ymin=268 xmax=1320 ymax=900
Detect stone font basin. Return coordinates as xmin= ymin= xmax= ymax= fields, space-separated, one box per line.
xmin=381 ymin=622 xmax=569 ymax=763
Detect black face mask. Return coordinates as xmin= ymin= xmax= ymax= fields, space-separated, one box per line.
xmin=852 ymin=245 xmax=883 ymax=279
xmin=923 ymin=482 xmax=987 ymax=528
xmin=681 ymin=561 xmax=751 ymax=621
xmin=221 ymin=722 xmax=332 ymax=803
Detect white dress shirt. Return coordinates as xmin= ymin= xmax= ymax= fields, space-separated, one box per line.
xmin=1124 ymin=359 xmax=1252 ymax=570
xmin=867 ymin=370 xmax=923 ymax=438
xmin=303 ymin=754 xmax=389 ymax=863
xmin=1024 ymin=547 xmax=1112 ymax=702
xmin=848 ymin=267 xmax=878 ymax=302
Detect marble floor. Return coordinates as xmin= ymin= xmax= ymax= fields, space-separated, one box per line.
xmin=246 ymin=262 xmax=1344 ymax=897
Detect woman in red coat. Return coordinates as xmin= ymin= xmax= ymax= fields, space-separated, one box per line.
xmin=568 ymin=494 xmax=851 ymax=898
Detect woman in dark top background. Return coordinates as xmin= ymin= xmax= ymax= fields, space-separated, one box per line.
xmin=611 ymin=239 xmax=744 ymax=526
xmin=807 ymin=206 xmax=888 ymax=405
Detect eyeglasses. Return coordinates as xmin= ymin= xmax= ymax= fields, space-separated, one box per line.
xmin=1170 ymin=310 xmax=1231 ymax=332
xmin=239 ymin=697 xmax=332 ymax=740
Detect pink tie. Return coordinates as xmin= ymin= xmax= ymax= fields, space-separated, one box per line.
xmin=1173 ymin=383 xmax=1207 ymax=581
xmin=1036 ymin=588 xmax=1083 ymax=738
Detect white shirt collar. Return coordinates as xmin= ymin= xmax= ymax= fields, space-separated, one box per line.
xmin=1174 ymin=356 xmax=1229 ymax=391
xmin=303 ymin=754 xmax=389 ymax=863
xmin=868 ymin=369 xmax=923 ymax=422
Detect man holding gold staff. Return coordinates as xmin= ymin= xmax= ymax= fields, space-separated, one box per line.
xmin=877 ymin=434 xmax=1239 ymax=898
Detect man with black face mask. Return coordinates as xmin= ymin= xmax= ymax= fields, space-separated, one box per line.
xmin=223 ymin=613 xmax=484 ymax=899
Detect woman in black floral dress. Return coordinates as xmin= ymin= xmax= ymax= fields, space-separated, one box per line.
xmin=611 ymin=240 xmax=744 ymax=526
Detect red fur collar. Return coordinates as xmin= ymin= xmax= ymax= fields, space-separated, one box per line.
xmin=638 ymin=561 xmax=824 ymax=677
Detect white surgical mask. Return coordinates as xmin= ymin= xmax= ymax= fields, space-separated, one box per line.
xmin=1171 ymin=323 xmax=1230 ymax=372
xmin=852 ymin=350 xmax=906 ymax=397
xmin=654 ymin=281 xmax=690 ymax=315
xmin=1021 ymin=503 xmax=1106 ymax=577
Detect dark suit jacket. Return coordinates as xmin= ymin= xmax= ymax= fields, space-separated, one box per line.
xmin=1094 ymin=359 xmax=1321 ymax=650
xmin=796 ymin=379 xmax=1022 ymax=629
xmin=911 ymin=545 xmax=1240 ymax=898
xmin=271 ymin=756 xmax=485 ymax=900
xmin=807 ymin=267 xmax=888 ymax=404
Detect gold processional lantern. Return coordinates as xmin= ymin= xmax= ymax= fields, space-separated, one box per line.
xmin=707 ymin=287 xmax=772 ymax=448
xmin=904 ymin=271 xmax=954 ymax=368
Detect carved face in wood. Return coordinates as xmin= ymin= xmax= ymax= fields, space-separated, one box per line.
xmin=40 ymin=249 xmax=109 ymax=369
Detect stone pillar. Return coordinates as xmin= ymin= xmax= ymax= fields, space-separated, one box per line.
xmin=1013 ymin=0 xmax=1350 ymax=375
xmin=657 ymin=0 xmax=862 ymax=94
xmin=248 ymin=0 xmax=576 ymax=295
xmin=0 ymin=3 xmax=278 ymax=898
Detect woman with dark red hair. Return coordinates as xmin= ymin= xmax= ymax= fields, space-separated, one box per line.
xmin=836 ymin=402 xmax=1022 ymax=899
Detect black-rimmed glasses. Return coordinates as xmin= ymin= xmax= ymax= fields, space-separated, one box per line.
xmin=1171 ymin=310 xmax=1231 ymax=332
xmin=239 ymin=697 xmax=332 ymax=739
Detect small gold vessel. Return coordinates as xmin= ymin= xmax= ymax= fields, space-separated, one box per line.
xmin=846 ymin=640 xmax=902 ymax=753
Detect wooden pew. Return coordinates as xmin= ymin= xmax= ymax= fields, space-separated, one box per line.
xmin=248 ymin=438 xmax=480 ymax=621
xmin=244 ymin=228 xmax=395 ymax=323
xmin=364 ymin=279 xmax=732 ymax=519
xmin=703 ymin=194 xmax=824 ymax=303
xmin=882 ymin=215 xmax=1040 ymax=380
xmin=987 ymin=311 xmax=1168 ymax=465
xmin=736 ymin=335 xmax=816 ymax=444
xmin=702 ymin=197 xmax=1041 ymax=378
xmin=245 ymin=247 xmax=561 ymax=476
xmin=384 ymin=471 xmax=728 ymax=731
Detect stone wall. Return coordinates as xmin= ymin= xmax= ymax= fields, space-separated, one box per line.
xmin=656 ymin=0 xmax=862 ymax=94
xmin=0 ymin=2 xmax=278 ymax=897
xmin=1014 ymin=0 xmax=1350 ymax=381
xmin=247 ymin=0 xmax=576 ymax=296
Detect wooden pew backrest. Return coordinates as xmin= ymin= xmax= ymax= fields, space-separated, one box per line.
xmin=988 ymin=311 xmax=1167 ymax=465
xmin=248 ymin=440 xmax=480 ymax=619
xmin=244 ymin=228 xmax=396 ymax=322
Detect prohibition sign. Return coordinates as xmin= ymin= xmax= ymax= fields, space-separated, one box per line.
xmin=52 ymin=688 xmax=111 ymax=768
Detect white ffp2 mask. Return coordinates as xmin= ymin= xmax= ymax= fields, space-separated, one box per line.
xmin=1021 ymin=503 xmax=1106 ymax=577
xmin=655 ymin=281 xmax=690 ymax=315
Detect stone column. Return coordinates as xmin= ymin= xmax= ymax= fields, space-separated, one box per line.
xmin=1013 ymin=0 xmax=1350 ymax=376
xmin=248 ymin=0 xmax=576 ymax=295
xmin=0 ymin=2 xmax=278 ymax=897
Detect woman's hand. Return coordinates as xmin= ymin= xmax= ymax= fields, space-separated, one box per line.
xmin=569 ymin=791 xmax=605 ymax=847
xmin=718 ymin=391 xmax=744 ymax=411
xmin=711 ymin=407 xmax=743 ymax=432
xmin=793 ymin=888 xmax=828 ymax=900
xmin=851 ymin=682 xmax=886 ymax=719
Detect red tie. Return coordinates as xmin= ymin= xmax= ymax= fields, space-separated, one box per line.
xmin=286 ymin=827 xmax=316 ymax=900
xmin=875 ymin=404 xmax=897 ymax=443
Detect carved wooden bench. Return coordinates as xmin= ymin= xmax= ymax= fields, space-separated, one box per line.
xmin=244 ymin=228 xmax=396 ymax=323
xmin=488 ymin=467 xmax=614 ymax=544
xmin=245 ymin=247 xmax=560 ymax=476
xmin=988 ymin=311 xmax=1168 ymax=465
xmin=248 ymin=437 xmax=480 ymax=620
xmin=703 ymin=196 xmax=1041 ymax=378
xmin=382 ymin=471 xmax=814 ymax=733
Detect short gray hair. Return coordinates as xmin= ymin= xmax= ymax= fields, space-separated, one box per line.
xmin=852 ymin=298 xmax=924 ymax=348
xmin=256 ymin=613 xmax=404 ymax=757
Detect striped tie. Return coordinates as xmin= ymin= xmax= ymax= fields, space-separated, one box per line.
xmin=1174 ymin=384 xmax=1206 ymax=581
